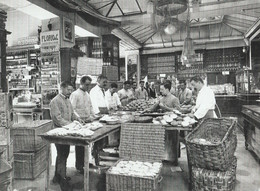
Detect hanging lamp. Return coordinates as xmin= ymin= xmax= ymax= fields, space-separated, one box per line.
xmin=181 ymin=2 xmax=195 ymax=67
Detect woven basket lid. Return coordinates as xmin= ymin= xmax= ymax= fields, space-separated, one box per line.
xmin=120 ymin=123 xmax=165 ymax=162
xmin=12 ymin=120 xmax=52 ymax=129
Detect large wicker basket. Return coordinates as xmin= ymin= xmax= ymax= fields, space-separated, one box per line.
xmin=186 ymin=118 xmax=237 ymax=171
xmin=191 ymin=157 xmax=237 ymax=191
xmin=106 ymin=123 xmax=165 ymax=191
xmin=11 ymin=120 xmax=52 ymax=152
xmin=13 ymin=145 xmax=47 ymax=179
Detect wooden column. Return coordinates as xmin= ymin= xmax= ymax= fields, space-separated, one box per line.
xmin=0 ymin=10 xmax=8 ymax=92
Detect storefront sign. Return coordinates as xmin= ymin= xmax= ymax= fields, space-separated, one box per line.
xmin=40 ymin=30 xmax=60 ymax=54
xmin=17 ymin=36 xmax=38 ymax=46
xmin=222 ymin=71 xmax=230 ymax=75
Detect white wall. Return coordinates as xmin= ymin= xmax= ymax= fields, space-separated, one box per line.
xmin=6 ymin=10 xmax=41 ymax=46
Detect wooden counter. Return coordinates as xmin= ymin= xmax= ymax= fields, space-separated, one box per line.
xmin=215 ymin=95 xmax=239 ymax=116
xmin=40 ymin=124 xmax=121 ymax=191
xmin=241 ymin=105 xmax=260 ymax=160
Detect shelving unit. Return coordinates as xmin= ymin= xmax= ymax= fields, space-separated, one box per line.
xmin=40 ymin=54 xmax=60 ymax=108
xmin=5 ymin=48 xmax=41 ymax=92
xmin=204 ymin=48 xmax=242 ymax=72
xmin=177 ymin=53 xmax=204 ymax=79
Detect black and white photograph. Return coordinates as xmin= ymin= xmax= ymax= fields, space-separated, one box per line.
xmin=0 ymin=0 xmax=260 ymax=191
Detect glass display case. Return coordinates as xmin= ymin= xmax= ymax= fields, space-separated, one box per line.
xmin=236 ymin=69 xmax=260 ymax=93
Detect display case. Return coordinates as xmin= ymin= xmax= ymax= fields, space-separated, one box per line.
xmin=236 ymin=69 xmax=260 ymax=94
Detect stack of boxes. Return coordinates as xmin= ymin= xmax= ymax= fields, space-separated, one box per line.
xmin=0 ymin=93 xmax=14 ymax=190
xmin=11 ymin=120 xmax=52 ymax=179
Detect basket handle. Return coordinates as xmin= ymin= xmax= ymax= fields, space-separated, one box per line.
xmin=222 ymin=119 xmax=236 ymax=141
xmin=158 ymin=176 xmax=163 ymax=183
xmin=215 ymin=103 xmax=222 ymax=118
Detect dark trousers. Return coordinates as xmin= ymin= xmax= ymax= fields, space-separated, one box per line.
xmin=55 ymin=144 xmax=70 ymax=179
xmin=75 ymin=138 xmax=108 ymax=169
xmin=75 ymin=146 xmax=84 ymax=170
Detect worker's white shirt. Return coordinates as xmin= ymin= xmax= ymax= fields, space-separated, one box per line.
xmin=194 ymin=85 xmax=216 ymax=119
xmin=118 ymin=88 xmax=134 ymax=99
xmin=89 ymin=85 xmax=107 ymax=114
xmin=70 ymin=88 xmax=95 ymax=120
xmin=105 ymin=90 xmax=121 ymax=110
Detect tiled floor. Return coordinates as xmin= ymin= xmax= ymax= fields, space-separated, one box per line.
xmin=13 ymin=129 xmax=260 ymax=191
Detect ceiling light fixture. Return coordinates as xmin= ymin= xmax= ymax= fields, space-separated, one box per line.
xmin=164 ymin=23 xmax=177 ymax=35
xmin=181 ymin=2 xmax=195 ymax=67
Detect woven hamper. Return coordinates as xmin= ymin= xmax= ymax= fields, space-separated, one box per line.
xmin=192 ymin=157 xmax=237 ymax=191
xmin=13 ymin=145 xmax=47 ymax=179
xmin=11 ymin=120 xmax=52 ymax=152
xmin=186 ymin=118 xmax=237 ymax=171
xmin=106 ymin=123 xmax=165 ymax=191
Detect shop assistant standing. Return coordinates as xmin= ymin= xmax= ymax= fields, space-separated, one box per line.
xmin=90 ymin=75 xmax=108 ymax=114
xmin=178 ymin=80 xmax=192 ymax=105
xmin=105 ymin=82 xmax=122 ymax=111
xmin=118 ymin=81 xmax=136 ymax=106
xmin=190 ymin=76 xmax=217 ymax=119
xmin=50 ymin=81 xmax=82 ymax=188
xmin=70 ymin=76 xmax=97 ymax=173
xmin=136 ymin=80 xmax=149 ymax=100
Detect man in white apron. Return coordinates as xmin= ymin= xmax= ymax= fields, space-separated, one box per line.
xmin=190 ymin=76 xmax=217 ymax=120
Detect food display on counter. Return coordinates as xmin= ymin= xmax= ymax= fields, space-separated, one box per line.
xmin=123 ymin=99 xmax=158 ymax=111
xmin=133 ymin=116 xmax=153 ymax=123
xmin=108 ymin=160 xmax=162 ymax=178
xmin=100 ymin=115 xmax=120 ymax=124
xmin=153 ymin=109 xmax=197 ymax=127
xmin=83 ymin=121 xmax=103 ymax=131
xmin=46 ymin=120 xmax=105 ymax=137
xmin=180 ymin=104 xmax=194 ymax=114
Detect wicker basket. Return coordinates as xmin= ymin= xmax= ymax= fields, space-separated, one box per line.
xmin=106 ymin=123 xmax=165 ymax=191
xmin=13 ymin=145 xmax=47 ymax=179
xmin=186 ymin=118 xmax=237 ymax=171
xmin=11 ymin=120 xmax=52 ymax=152
xmin=191 ymin=157 xmax=237 ymax=191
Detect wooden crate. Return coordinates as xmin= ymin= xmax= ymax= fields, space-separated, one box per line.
xmin=106 ymin=123 xmax=165 ymax=191
xmin=0 ymin=93 xmax=13 ymax=113
xmin=13 ymin=145 xmax=47 ymax=180
xmin=11 ymin=120 xmax=52 ymax=152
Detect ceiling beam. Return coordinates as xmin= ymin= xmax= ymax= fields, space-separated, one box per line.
xmin=245 ymin=18 xmax=260 ymax=38
xmin=112 ymin=28 xmax=142 ymax=49
xmin=141 ymin=39 xmax=246 ymax=55
xmin=143 ymin=36 xmax=244 ymax=48
xmin=26 ymin=0 xmax=112 ymax=36
xmin=113 ymin=0 xmax=260 ymax=26
xmin=185 ymin=0 xmax=260 ymax=20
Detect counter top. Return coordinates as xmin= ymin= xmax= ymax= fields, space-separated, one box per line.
xmin=215 ymin=95 xmax=237 ymax=98
xmin=40 ymin=124 xmax=121 ymax=146
xmin=13 ymin=102 xmax=37 ymax=108
xmin=242 ymin=105 xmax=260 ymax=115
xmin=237 ymin=93 xmax=260 ymax=97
